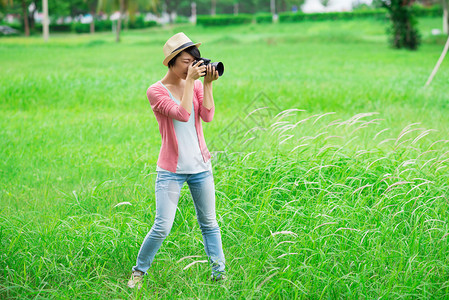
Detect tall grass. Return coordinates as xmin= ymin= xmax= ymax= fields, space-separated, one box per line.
xmin=1 ymin=17 xmax=448 ymax=298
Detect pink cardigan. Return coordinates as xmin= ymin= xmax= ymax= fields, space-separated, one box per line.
xmin=147 ymin=80 xmax=215 ymax=173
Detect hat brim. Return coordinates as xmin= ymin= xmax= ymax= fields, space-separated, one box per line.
xmin=163 ymin=42 xmax=201 ymax=66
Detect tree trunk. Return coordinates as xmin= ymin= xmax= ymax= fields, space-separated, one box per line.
xmin=191 ymin=2 xmax=197 ymax=23
xmin=116 ymin=18 xmax=121 ymax=42
xmin=29 ymin=6 xmax=36 ymax=31
xmin=116 ymin=0 xmax=125 ymax=43
xmin=234 ymin=2 xmax=238 ymax=15
xmin=211 ymin=0 xmax=216 ymax=16
xmin=90 ymin=7 xmax=95 ymax=34
xmin=42 ymin=0 xmax=49 ymax=42
xmin=21 ymin=0 xmax=30 ymax=36
xmin=443 ymin=0 xmax=448 ymax=35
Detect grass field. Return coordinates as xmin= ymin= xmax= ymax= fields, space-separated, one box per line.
xmin=1 ymin=17 xmax=449 ymax=299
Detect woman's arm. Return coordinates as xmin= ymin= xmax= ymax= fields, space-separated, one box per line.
xmin=148 ymin=86 xmax=191 ymax=122
xmin=181 ymin=60 xmax=207 ymax=115
xmin=203 ymin=64 xmax=219 ymax=110
xmin=180 ymin=79 xmax=195 ymax=115
xmin=198 ymin=64 xmax=219 ymax=122
xmin=196 ymin=80 xmax=214 ymax=123
xmin=202 ymin=82 xmax=214 ymax=110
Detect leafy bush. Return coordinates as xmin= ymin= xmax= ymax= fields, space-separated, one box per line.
xmin=128 ymin=15 xmax=146 ymax=29
xmin=278 ymin=5 xmax=440 ymax=23
xmin=94 ymin=20 xmax=113 ymax=32
xmin=34 ymin=23 xmax=72 ymax=32
xmin=71 ymin=20 xmax=122 ymax=33
xmin=144 ymin=20 xmax=158 ymax=28
xmin=279 ymin=9 xmax=389 ymax=23
xmin=196 ymin=14 xmax=253 ymax=26
xmin=174 ymin=15 xmax=190 ymax=24
xmin=411 ymin=4 xmax=442 ymax=17
xmin=255 ymin=13 xmax=273 ymax=24
xmin=71 ymin=22 xmax=90 ymax=33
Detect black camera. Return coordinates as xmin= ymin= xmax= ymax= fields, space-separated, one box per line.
xmin=194 ymin=58 xmax=224 ymax=77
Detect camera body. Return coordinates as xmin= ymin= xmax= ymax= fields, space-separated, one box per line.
xmin=194 ymin=57 xmax=225 ymax=77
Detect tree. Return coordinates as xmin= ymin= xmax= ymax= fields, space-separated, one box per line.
xmin=21 ymin=0 xmax=30 ymax=35
xmin=382 ymin=0 xmax=421 ymax=50
xmin=83 ymin=0 xmax=99 ymax=33
xmin=160 ymin=0 xmax=181 ymax=23
xmin=98 ymin=0 xmax=157 ymax=42
xmin=1 ymin=0 xmax=31 ymax=36
xmin=443 ymin=0 xmax=448 ymax=34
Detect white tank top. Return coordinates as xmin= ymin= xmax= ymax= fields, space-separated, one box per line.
xmin=156 ymin=82 xmax=212 ymax=174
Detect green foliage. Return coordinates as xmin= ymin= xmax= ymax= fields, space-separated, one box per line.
xmin=196 ymin=14 xmax=253 ymax=26
xmin=277 ymin=5 xmax=441 ymax=24
xmin=128 ymin=15 xmax=146 ymax=29
xmin=94 ymin=20 xmax=114 ymax=32
xmin=174 ymin=15 xmax=190 ymax=24
xmin=0 ymin=21 xmax=22 ymax=31
xmin=71 ymin=19 xmax=156 ymax=33
xmin=71 ymin=20 xmax=115 ymax=33
xmin=383 ymin=0 xmax=421 ymax=50
xmin=34 ymin=23 xmax=72 ymax=32
xmin=411 ymin=4 xmax=443 ymax=17
xmin=144 ymin=20 xmax=158 ymax=27
xmin=279 ymin=9 xmax=389 ymax=22
xmin=255 ymin=13 xmax=273 ymax=24
xmin=0 ymin=18 xmax=158 ymax=35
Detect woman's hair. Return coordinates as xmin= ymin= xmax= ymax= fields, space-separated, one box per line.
xmin=168 ymin=46 xmax=201 ymax=68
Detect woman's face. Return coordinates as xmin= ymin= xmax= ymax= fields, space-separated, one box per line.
xmin=170 ymin=51 xmax=196 ymax=80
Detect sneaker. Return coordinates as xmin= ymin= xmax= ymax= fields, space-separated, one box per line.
xmin=127 ymin=270 xmax=144 ymax=289
xmin=210 ymin=273 xmax=227 ymax=282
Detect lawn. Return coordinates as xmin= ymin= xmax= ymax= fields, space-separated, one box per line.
xmin=1 ymin=17 xmax=449 ymax=298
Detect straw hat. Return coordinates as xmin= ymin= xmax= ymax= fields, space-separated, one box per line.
xmin=163 ymin=32 xmax=201 ymax=66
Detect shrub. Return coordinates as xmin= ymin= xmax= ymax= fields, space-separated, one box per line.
xmin=255 ymin=13 xmax=273 ymax=24
xmin=71 ymin=22 xmax=90 ymax=33
xmin=411 ymin=4 xmax=442 ymax=17
xmin=71 ymin=20 xmax=122 ymax=33
xmin=279 ymin=9 xmax=389 ymax=23
xmin=128 ymin=15 xmax=146 ymax=29
xmin=196 ymin=14 xmax=253 ymax=26
xmin=174 ymin=15 xmax=190 ymax=24
xmin=144 ymin=20 xmax=158 ymax=28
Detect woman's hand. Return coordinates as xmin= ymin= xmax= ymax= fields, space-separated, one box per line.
xmin=204 ymin=64 xmax=219 ymax=84
xmin=186 ymin=60 xmax=206 ymax=81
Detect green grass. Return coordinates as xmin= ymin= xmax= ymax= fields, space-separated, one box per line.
xmin=1 ymin=17 xmax=449 ymax=298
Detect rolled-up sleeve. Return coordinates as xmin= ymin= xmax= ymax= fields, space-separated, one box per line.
xmin=195 ymin=80 xmax=215 ymax=123
xmin=147 ymin=86 xmax=190 ymax=122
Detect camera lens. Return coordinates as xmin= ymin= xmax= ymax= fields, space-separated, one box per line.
xmin=195 ymin=58 xmax=224 ymax=77
xmin=210 ymin=62 xmax=224 ymax=76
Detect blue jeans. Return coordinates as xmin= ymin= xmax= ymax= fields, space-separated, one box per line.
xmin=132 ymin=169 xmax=226 ymax=278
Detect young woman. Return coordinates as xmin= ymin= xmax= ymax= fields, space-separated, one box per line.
xmin=127 ymin=32 xmax=226 ymax=289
